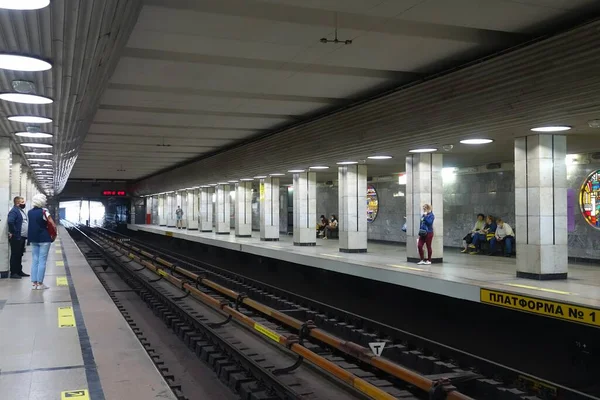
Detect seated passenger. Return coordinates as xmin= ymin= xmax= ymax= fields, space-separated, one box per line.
xmin=461 ymin=213 xmax=486 ymax=253
xmin=316 ymin=215 xmax=328 ymax=237
xmin=469 ymin=215 xmax=496 ymax=254
xmin=489 ymin=218 xmax=515 ymax=257
xmin=322 ymin=214 xmax=338 ymax=239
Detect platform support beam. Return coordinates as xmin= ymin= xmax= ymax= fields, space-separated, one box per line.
xmin=215 ymin=184 xmax=231 ymax=234
xmin=166 ymin=192 xmax=176 ymax=227
xmin=158 ymin=194 xmax=166 ymax=226
xmin=199 ymin=187 xmax=213 ymax=232
xmin=515 ymin=135 xmax=568 ymax=280
xmin=293 ymin=172 xmax=316 ymax=246
xmin=260 ymin=177 xmax=280 ymax=241
xmin=0 ymin=139 xmax=10 ymax=278
xmin=186 ymin=188 xmax=199 ymax=230
xmin=235 ymin=181 xmax=252 ymax=237
xmin=406 ymin=153 xmax=444 ymax=263
xmin=339 ymin=164 xmax=367 ymax=253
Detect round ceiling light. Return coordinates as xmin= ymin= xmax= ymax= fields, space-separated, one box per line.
xmin=21 ymin=143 xmax=52 ymax=148
xmin=0 ymin=93 xmax=53 ymax=104
xmin=336 ymin=161 xmax=358 ymax=165
xmin=530 ymin=126 xmax=572 ymax=132
xmin=8 ymin=115 xmax=52 ymax=124
xmin=367 ymin=155 xmax=392 ymax=160
xmin=408 ymin=148 xmax=437 ymax=153
xmin=288 ymin=169 xmax=305 ymax=173
xmin=15 ymin=131 xmax=52 ymax=138
xmin=460 ymin=139 xmax=494 ymax=145
xmin=309 ymin=166 xmax=329 ymax=170
xmin=0 ymin=54 xmax=51 ymax=72
xmin=25 ymin=151 xmax=52 ymax=156
xmin=0 ymin=0 xmax=50 ymax=10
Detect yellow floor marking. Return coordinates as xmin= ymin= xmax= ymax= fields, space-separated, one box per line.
xmin=61 ymin=389 xmax=89 ymax=399
xmin=56 ymin=249 xmax=62 ymax=254
xmin=320 ymin=253 xmax=344 ymax=258
xmin=56 ymin=260 xmax=64 ymax=267
xmin=506 ymin=283 xmax=572 ymax=295
xmin=58 ymin=306 xmax=76 ymax=328
xmin=56 ymin=276 xmax=68 ymax=287
xmin=387 ymin=264 xmax=425 ymax=272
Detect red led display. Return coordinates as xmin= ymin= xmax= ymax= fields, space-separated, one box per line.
xmin=102 ymin=190 xmax=126 ymax=197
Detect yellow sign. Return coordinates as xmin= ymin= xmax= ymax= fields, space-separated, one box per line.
xmin=56 ymin=260 xmax=64 ymax=267
xmin=165 ymin=231 xmax=173 ymax=237
xmin=61 ymin=390 xmax=89 ymax=399
xmin=254 ymin=323 xmax=281 ymax=343
xmin=157 ymin=269 xmax=167 ymax=277
xmin=481 ymin=289 xmax=600 ymax=328
xmin=58 ymin=306 xmax=76 ymax=328
xmin=56 ymin=277 xmax=68 ymax=287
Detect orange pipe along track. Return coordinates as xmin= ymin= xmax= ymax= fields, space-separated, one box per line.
xmin=97 ymin=232 xmax=474 ymax=400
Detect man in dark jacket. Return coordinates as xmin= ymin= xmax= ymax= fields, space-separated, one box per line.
xmin=7 ymin=196 xmax=29 ymax=279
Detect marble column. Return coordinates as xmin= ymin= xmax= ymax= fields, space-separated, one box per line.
xmin=406 ymin=153 xmax=444 ymax=263
xmin=235 ymin=182 xmax=252 ymax=237
xmin=158 ymin=194 xmax=166 ymax=226
xmin=26 ymin=176 xmax=33 ymax=210
xmin=260 ymin=177 xmax=279 ymax=241
xmin=215 ymin=184 xmax=231 ymax=234
xmin=293 ymin=172 xmax=316 ymax=246
xmin=515 ymin=135 xmax=568 ymax=280
xmin=0 ymin=139 xmax=10 ymax=278
xmin=186 ymin=189 xmax=199 ymax=230
xmin=151 ymin=195 xmax=158 ymax=224
xmin=20 ymin=171 xmax=28 ymax=205
xmin=166 ymin=192 xmax=176 ymax=227
xmin=199 ymin=187 xmax=213 ymax=232
xmin=339 ymin=164 xmax=368 ymax=253
xmin=10 ymin=155 xmax=21 ymax=202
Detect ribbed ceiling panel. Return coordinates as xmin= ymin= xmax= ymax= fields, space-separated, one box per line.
xmin=133 ymin=18 xmax=600 ymax=195
xmin=0 ymin=0 xmax=142 ymax=194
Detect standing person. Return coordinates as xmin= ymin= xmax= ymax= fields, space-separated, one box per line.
xmin=7 ymin=196 xmax=29 ymax=279
xmin=417 ymin=204 xmax=435 ymax=265
xmin=175 ymin=205 xmax=184 ymax=229
xmin=28 ymin=194 xmax=56 ymax=290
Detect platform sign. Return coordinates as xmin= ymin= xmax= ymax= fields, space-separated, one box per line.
xmin=58 ymin=306 xmax=76 ymax=328
xmin=481 ymin=289 xmax=600 ymax=328
xmin=368 ymin=342 xmax=386 ymax=357
xmin=56 ymin=276 xmax=68 ymax=287
xmin=61 ymin=389 xmax=89 ymax=399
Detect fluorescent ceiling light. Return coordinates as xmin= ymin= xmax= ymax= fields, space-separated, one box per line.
xmin=228 ymin=180 xmax=239 ymax=183
xmin=0 ymin=0 xmax=50 ymax=10
xmin=27 ymin=158 xmax=52 ymax=162
xmin=460 ymin=139 xmax=494 ymax=145
xmin=8 ymin=115 xmax=52 ymax=124
xmin=21 ymin=143 xmax=52 ymax=148
xmin=15 ymin=131 xmax=52 ymax=138
xmin=531 ymin=126 xmax=572 ymax=132
xmin=240 ymin=178 xmax=254 ymax=181
xmin=270 ymin=173 xmax=285 ymax=176
xmin=25 ymin=151 xmax=52 ymax=156
xmin=309 ymin=166 xmax=329 ymax=170
xmin=254 ymin=175 xmax=267 ymax=179
xmin=217 ymin=182 xmax=229 ymax=185
xmin=0 ymin=54 xmax=51 ymax=71
xmin=288 ymin=169 xmax=305 ymax=173
xmin=34 ymin=168 xmax=52 ymax=171
xmin=408 ymin=148 xmax=437 ymax=153
xmin=0 ymin=93 xmax=53 ymax=104
xmin=336 ymin=161 xmax=358 ymax=165
xmin=367 ymin=155 xmax=392 ymax=160
xmin=30 ymin=163 xmax=40 ymax=167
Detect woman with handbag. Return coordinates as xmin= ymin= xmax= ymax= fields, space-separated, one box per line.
xmin=417 ymin=204 xmax=435 ymax=265
xmin=27 ymin=194 xmax=57 ymax=290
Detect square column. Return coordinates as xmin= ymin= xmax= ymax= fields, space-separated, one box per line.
xmin=0 ymin=139 xmax=10 ymax=278
xmin=406 ymin=153 xmax=444 ymax=263
xmin=20 ymin=172 xmax=27 ymax=205
xmin=186 ymin=189 xmax=199 ymax=230
xmin=215 ymin=184 xmax=231 ymax=234
xmin=293 ymin=172 xmax=316 ymax=246
xmin=166 ymin=192 xmax=176 ymax=227
xmin=151 ymin=195 xmax=158 ymax=224
xmin=339 ymin=165 xmax=368 ymax=253
xmin=158 ymin=194 xmax=167 ymax=226
xmin=26 ymin=176 xmax=33 ymax=210
xmin=199 ymin=187 xmax=213 ymax=232
xmin=235 ymin=182 xmax=252 ymax=237
xmin=260 ymin=177 xmax=280 ymax=241
xmin=11 ymin=155 xmax=21 ymax=201
xmin=515 ymin=135 xmax=568 ymax=280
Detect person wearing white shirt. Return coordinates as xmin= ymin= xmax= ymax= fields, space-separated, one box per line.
xmin=489 ymin=218 xmax=515 ymax=257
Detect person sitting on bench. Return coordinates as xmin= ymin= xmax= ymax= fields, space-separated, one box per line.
xmin=489 ymin=218 xmax=514 ymax=257
xmin=469 ymin=215 xmax=496 ymax=254
xmin=316 ymin=215 xmax=328 ymax=237
xmin=461 ymin=213 xmax=485 ymax=253
xmin=322 ymin=214 xmax=338 ymax=239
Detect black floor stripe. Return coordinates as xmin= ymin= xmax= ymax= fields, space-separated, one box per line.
xmin=0 ymin=364 xmax=85 ymax=376
xmin=60 ymin=239 xmax=106 ymax=400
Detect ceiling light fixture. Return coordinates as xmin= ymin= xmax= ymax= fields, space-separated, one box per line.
xmin=408 ymin=148 xmax=437 ymax=153
xmin=270 ymin=173 xmax=285 ymax=176
xmin=254 ymin=175 xmax=267 ymax=179
xmin=8 ymin=115 xmax=52 ymax=124
xmin=530 ymin=126 xmax=571 ymax=132
xmin=240 ymin=178 xmax=254 ymax=182
xmin=367 ymin=155 xmax=393 ymax=160
xmin=27 ymin=158 xmax=52 ymax=162
xmin=460 ymin=139 xmax=494 ymax=145
xmin=288 ymin=169 xmax=305 ymax=173
xmin=0 ymin=0 xmax=50 ymax=10
xmin=30 ymin=163 xmax=40 ymax=167
xmin=20 ymin=143 xmax=52 ymax=148
xmin=25 ymin=151 xmax=52 ymax=156
xmin=309 ymin=166 xmax=329 ymax=170
xmin=228 ymin=180 xmax=239 ymax=183
xmin=0 ymin=54 xmax=52 ymax=72
xmin=336 ymin=161 xmax=358 ymax=165
xmin=15 ymin=131 xmax=52 ymax=138
xmin=217 ymin=182 xmax=229 ymax=185
xmin=0 ymin=93 xmax=52 ymax=104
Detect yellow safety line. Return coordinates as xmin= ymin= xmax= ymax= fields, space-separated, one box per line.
xmin=56 ymin=260 xmax=64 ymax=267
xmin=506 ymin=283 xmax=572 ymax=295
xmin=387 ymin=264 xmax=425 ymax=272
xmin=56 ymin=249 xmax=62 ymax=254
xmin=320 ymin=253 xmax=344 ymax=258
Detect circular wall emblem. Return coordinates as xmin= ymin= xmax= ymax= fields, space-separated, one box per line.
xmin=580 ymin=169 xmax=600 ymax=229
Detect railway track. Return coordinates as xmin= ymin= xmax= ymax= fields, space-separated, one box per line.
xmin=68 ymin=224 xmax=596 ymax=400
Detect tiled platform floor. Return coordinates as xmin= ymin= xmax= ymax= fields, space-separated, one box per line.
xmin=0 ymin=226 xmax=177 ymax=400
xmin=131 ymin=224 xmax=600 ymax=310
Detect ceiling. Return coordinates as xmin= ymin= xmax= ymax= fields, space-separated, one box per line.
xmin=69 ymin=0 xmax=600 ymax=184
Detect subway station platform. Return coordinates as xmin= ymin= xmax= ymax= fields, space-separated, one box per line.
xmin=130 ymin=224 xmax=600 ymax=325
xmin=0 ymin=226 xmax=177 ymax=400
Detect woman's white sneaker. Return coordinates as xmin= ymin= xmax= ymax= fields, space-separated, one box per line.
xmin=37 ymin=284 xmax=49 ymax=290
xmin=417 ymin=260 xmax=426 ymax=265
xmin=424 ymin=260 xmax=432 ymax=265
